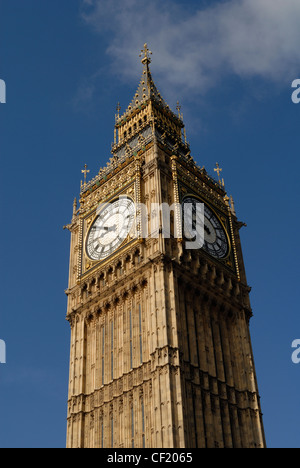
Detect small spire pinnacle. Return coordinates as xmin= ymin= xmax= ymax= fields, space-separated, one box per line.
xmin=176 ymin=101 xmax=187 ymax=144
xmin=176 ymin=101 xmax=182 ymax=119
xmin=116 ymin=102 xmax=121 ymax=118
xmin=72 ymin=198 xmax=77 ymax=219
xmin=81 ymin=163 xmax=90 ymax=188
xmin=139 ymin=43 xmax=152 ymax=67
xmin=230 ymin=195 xmax=237 ymax=216
xmin=115 ymin=103 xmax=121 ymax=143
xmin=214 ymin=163 xmax=225 ymax=187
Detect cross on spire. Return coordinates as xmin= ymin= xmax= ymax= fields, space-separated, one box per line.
xmin=81 ymin=163 xmax=90 ymax=188
xmin=214 ymin=162 xmax=222 ymax=180
xmin=140 ymin=43 xmax=152 ymax=66
xmin=214 ymin=163 xmax=224 ymax=187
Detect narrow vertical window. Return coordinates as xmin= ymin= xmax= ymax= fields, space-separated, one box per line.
xmin=102 ymin=324 xmax=105 ymax=386
xmin=111 ymin=320 xmax=114 ymax=380
xmin=184 ymin=299 xmax=191 ymax=360
xmin=139 ymin=304 xmax=143 ymax=364
xmin=193 ymin=309 xmax=200 ymax=367
xmin=131 ymin=406 xmax=135 ymax=448
xmin=141 ymin=398 xmax=145 ymax=448
xmin=129 ymin=310 xmax=133 ymax=370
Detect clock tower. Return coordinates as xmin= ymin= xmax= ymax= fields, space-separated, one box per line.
xmin=65 ymin=45 xmax=266 ymax=449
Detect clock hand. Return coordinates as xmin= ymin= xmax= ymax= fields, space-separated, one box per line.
xmin=97 ymin=225 xmax=118 ymax=239
xmin=204 ymin=225 xmax=211 ymax=235
xmin=105 ymin=224 xmax=117 ymax=232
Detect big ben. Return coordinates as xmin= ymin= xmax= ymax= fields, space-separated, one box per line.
xmin=65 ymin=44 xmax=266 ymax=449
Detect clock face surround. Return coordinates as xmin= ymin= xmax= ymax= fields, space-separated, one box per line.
xmin=182 ymin=196 xmax=229 ymax=259
xmin=86 ymin=198 xmax=135 ymax=261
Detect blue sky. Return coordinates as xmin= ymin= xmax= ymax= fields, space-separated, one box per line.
xmin=1 ymin=0 xmax=300 ymax=448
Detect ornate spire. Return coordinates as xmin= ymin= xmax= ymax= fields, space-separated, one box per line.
xmin=117 ymin=44 xmax=170 ymax=122
xmin=112 ymin=44 xmax=186 ymax=155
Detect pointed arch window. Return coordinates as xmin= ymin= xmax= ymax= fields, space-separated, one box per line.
xmin=129 ymin=310 xmax=133 ymax=370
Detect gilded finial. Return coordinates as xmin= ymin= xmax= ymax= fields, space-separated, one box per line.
xmin=116 ymin=102 xmax=121 ymax=118
xmin=81 ymin=163 xmax=90 ymax=188
xmin=139 ymin=43 xmax=152 ymax=66
xmin=176 ymin=101 xmax=182 ymax=119
xmin=114 ymin=103 xmax=121 ymax=144
xmin=214 ymin=163 xmax=225 ymax=187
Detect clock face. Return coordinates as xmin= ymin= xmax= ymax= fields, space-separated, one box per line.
xmin=86 ymin=198 xmax=135 ymax=261
xmin=183 ymin=197 xmax=229 ymax=259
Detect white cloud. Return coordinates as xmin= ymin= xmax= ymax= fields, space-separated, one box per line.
xmin=72 ymin=80 xmax=96 ymax=111
xmin=80 ymin=0 xmax=300 ymax=99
